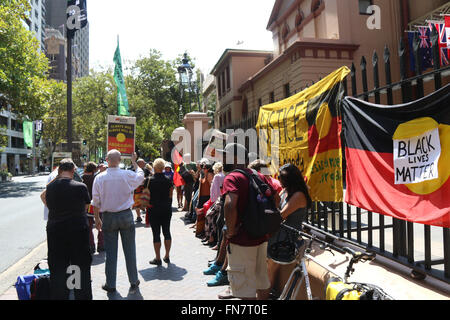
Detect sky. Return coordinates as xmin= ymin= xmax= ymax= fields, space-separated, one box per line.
xmin=88 ymin=0 xmax=276 ymax=76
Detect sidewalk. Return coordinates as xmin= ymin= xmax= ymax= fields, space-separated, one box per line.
xmin=0 ymin=203 xmax=228 ymax=300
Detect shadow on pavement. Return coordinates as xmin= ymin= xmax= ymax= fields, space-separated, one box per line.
xmin=106 ymin=288 xmax=144 ymax=301
xmin=139 ymin=263 xmax=187 ymax=282
xmin=0 ymin=181 xmax=45 ymax=199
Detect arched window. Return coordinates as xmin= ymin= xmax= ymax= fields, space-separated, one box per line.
xmin=311 ymin=0 xmax=323 ymax=13
xmin=295 ymin=10 xmax=305 ymax=27
xmin=242 ymin=98 xmax=248 ymax=118
xmin=281 ymin=24 xmax=290 ymax=41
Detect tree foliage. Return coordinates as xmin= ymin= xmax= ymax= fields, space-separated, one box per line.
xmin=0 ymin=0 xmax=50 ymax=119
xmin=70 ymin=50 xmax=185 ymax=160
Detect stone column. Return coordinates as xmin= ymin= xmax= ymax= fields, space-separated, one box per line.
xmin=182 ymin=112 xmax=211 ymax=163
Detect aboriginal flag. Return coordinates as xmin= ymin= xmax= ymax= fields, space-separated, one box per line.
xmin=342 ymin=84 xmax=450 ymax=228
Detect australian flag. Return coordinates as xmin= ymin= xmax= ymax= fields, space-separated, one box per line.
xmin=408 ymin=27 xmax=433 ymax=73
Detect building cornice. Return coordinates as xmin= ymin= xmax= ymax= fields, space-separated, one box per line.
xmin=239 ymin=40 xmax=359 ymax=93
xmin=211 ymin=49 xmax=273 ymax=76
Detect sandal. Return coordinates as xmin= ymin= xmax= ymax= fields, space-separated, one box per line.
xmin=149 ymin=258 xmax=162 ymax=266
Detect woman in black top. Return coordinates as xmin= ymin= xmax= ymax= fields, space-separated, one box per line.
xmin=45 ymin=159 xmax=92 ymax=300
xmin=148 ymin=158 xmax=174 ymax=266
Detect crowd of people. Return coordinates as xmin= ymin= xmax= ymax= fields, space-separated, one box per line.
xmin=40 ymin=142 xmax=312 ymax=301
xmin=171 ymin=143 xmax=312 ymax=300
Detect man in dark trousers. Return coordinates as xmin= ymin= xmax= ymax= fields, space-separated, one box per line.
xmin=45 ymin=158 xmax=92 ymax=300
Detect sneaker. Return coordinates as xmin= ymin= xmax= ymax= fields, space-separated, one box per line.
xmin=102 ymin=284 xmax=116 ymax=293
xmin=129 ymin=280 xmax=140 ymax=293
xmin=203 ymin=262 xmax=222 ymax=275
xmin=207 ymin=270 xmax=229 ymax=287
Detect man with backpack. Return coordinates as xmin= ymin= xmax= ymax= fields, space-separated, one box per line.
xmin=218 ymin=143 xmax=281 ymax=300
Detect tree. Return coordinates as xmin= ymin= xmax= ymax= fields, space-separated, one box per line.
xmin=0 ymin=124 xmax=6 ymax=152
xmin=0 ymin=0 xmax=50 ymax=119
xmin=126 ymin=50 xmax=182 ymax=158
xmin=72 ymin=69 xmax=116 ymax=161
xmin=40 ymin=80 xmax=67 ymax=159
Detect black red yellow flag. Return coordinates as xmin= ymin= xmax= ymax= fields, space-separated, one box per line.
xmin=256 ymin=66 xmax=350 ymax=202
xmin=342 ymin=84 xmax=450 ymax=228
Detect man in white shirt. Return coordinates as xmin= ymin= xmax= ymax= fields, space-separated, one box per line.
xmin=92 ymin=149 xmax=144 ymax=293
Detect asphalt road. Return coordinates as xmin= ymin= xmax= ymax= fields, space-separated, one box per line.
xmin=0 ymin=175 xmax=48 ymax=273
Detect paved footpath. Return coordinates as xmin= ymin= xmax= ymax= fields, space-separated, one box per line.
xmin=0 ymin=202 xmax=229 ymax=300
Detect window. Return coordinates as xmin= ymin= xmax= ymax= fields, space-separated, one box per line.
xmin=311 ymin=0 xmax=323 ymax=12
xmin=0 ymin=116 xmax=7 ymax=127
xmin=284 ymin=83 xmax=291 ymax=98
xmin=242 ymin=98 xmax=248 ymax=118
xmin=359 ymin=0 xmax=373 ymax=15
xmin=217 ymin=76 xmax=222 ymax=97
xmin=269 ymin=92 xmax=275 ymax=103
xmin=295 ymin=10 xmax=305 ymax=27
xmin=221 ymin=71 xmax=226 ymax=95
xmin=226 ymin=66 xmax=230 ymax=91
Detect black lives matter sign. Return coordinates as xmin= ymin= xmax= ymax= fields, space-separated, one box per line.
xmin=394 ymin=127 xmax=441 ymax=185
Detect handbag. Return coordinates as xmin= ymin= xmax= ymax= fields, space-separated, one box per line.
xmin=139 ymin=179 xmax=151 ymax=210
xmin=268 ymin=224 xmax=298 ymax=265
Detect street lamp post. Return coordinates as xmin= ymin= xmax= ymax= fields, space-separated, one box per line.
xmin=177 ymin=53 xmax=201 ymax=120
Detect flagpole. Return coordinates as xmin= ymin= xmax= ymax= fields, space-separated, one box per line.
xmin=67 ymin=32 xmax=73 ymax=154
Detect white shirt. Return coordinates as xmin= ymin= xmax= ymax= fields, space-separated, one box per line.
xmin=91 ymin=167 xmax=145 ymax=213
xmin=43 ymin=169 xmax=59 ymax=220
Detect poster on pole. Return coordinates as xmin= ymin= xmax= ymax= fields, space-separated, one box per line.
xmin=52 ymin=152 xmax=72 ymax=170
xmin=107 ymin=115 xmax=136 ymax=158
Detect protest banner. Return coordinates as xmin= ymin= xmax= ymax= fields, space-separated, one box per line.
xmin=107 ymin=115 xmax=136 ymax=158
xmin=342 ymin=84 xmax=450 ymax=228
xmin=256 ymin=66 xmax=350 ymax=202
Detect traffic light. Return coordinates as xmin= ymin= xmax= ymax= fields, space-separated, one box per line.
xmin=83 ymin=154 xmax=87 ymax=160
xmin=83 ymin=140 xmax=87 ymax=146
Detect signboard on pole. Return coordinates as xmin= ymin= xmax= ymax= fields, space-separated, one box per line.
xmin=107 ymin=115 xmax=136 ymax=158
xmin=52 ymin=152 xmax=72 ymax=170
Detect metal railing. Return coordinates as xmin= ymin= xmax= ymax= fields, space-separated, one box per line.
xmin=310 ymin=27 xmax=449 ymax=283
xmin=218 ymin=27 xmax=449 ymax=283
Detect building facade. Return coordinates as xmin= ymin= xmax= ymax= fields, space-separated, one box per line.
xmin=45 ymin=28 xmax=66 ymax=81
xmin=45 ymin=0 xmax=90 ymax=78
xmin=1 ymin=0 xmax=48 ymax=174
xmin=213 ymin=0 xmax=450 ymax=132
xmin=211 ymin=49 xmax=273 ymax=130
xmin=0 ymin=109 xmax=32 ymax=175
xmin=24 ymin=0 xmax=47 ymax=53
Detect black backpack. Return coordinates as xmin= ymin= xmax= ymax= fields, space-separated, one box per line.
xmin=30 ymin=275 xmax=51 ymax=300
xmin=181 ymin=170 xmax=194 ymax=185
xmin=234 ymin=169 xmax=282 ymax=239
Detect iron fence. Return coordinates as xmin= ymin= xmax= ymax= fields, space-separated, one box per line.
xmin=218 ymin=26 xmax=449 ymax=283
xmin=310 ymin=26 xmax=449 ymax=283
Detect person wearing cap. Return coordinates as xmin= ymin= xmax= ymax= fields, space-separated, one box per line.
xmin=164 ymin=162 xmax=174 ymax=181
xmin=219 ymin=143 xmax=280 ymax=300
xmin=91 ymin=150 xmax=144 ymax=293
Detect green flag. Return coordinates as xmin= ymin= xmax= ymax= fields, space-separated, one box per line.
xmin=113 ymin=39 xmax=130 ymax=116
xmin=23 ymin=121 xmax=33 ymax=148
